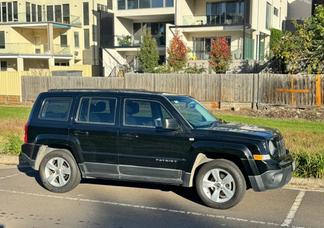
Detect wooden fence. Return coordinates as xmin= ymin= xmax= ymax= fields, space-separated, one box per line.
xmin=18 ymin=73 xmax=324 ymax=108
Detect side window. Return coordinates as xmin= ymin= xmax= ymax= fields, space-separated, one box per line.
xmin=77 ymin=97 xmax=117 ymax=124
xmin=124 ymin=99 xmax=172 ymax=127
xmin=39 ymin=97 xmax=72 ymax=121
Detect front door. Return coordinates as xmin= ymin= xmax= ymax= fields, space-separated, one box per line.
xmin=118 ymin=98 xmax=191 ymax=184
xmin=71 ymin=96 xmax=119 ymax=178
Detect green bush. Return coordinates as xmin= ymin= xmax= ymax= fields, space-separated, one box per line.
xmin=292 ymin=151 xmax=324 ymax=178
xmin=153 ymin=64 xmax=172 ymax=73
xmin=2 ymin=134 xmax=23 ymax=155
xmin=184 ymin=65 xmax=206 ymax=74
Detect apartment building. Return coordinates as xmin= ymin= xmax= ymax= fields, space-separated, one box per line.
xmin=102 ymin=0 xmax=288 ymax=75
xmin=0 ymin=0 xmax=111 ymax=76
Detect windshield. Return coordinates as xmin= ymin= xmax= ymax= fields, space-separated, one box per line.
xmin=167 ymin=96 xmax=217 ymax=128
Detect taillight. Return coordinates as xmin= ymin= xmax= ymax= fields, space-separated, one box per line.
xmin=24 ymin=123 xmax=28 ymax=143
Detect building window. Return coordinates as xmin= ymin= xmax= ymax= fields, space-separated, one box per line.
xmin=26 ymin=2 xmax=31 ymax=22
xmin=63 ymin=4 xmax=70 ymax=24
xmin=118 ymin=0 xmax=126 ymax=9
xmin=266 ymin=3 xmax=272 ymax=29
xmin=7 ymin=2 xmax=12 ymax=21
xmin=47 ymin=5 xmax=53 ymax=21
xmin=55 ymin=5 xmax=62 ymax=23
xmin=60 ymin=34 xmax=68 ymax=47
xmin=274 ymin=7 xmax=279 ymax=16
xmin=152 ymin=0 xmax=163 ymax=8
xmin=74 ymin=32 xmax=80 ymax=48
xmin=128 ymin=0 xmax=138 ymax=9
xmin=193 ymin=37 xmax=231 ymax=60
xmin=206 ymin=1 xmax=245 ymax=25
xmin=0 ymin=31 xmax=5 ymax=49
xmin=37 ymin=5 xmax=42 ymax=21
xmin=13 ymin=1 xmax=18 ymax=21
xmin=83 ymin=2 xmax=89 ymax=25
xmin=84 ymin=29 xmax=90 ymax=48
xmin=0 ymin=61 xmax=7 ymax=71
xmin=2 ymin=2 xmax=7 ymax=22
xmin=139 ymin=0 xmax=150 ymax=8
xmin=31 ymin=4 xmax=36 ymax=22
xmin=118 ymin=0 xmax=174 ymax=9
xmin=165 ymin=0 xmax=173 ymax=7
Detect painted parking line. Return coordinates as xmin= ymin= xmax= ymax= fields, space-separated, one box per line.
xmin=0 ymin=188 xmax=303 ymax=228
xmin=281 ymin=191 xmax=306 ymax=227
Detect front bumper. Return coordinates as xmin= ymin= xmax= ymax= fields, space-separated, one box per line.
xmin=249 ymin=159 xmax=295 ymax=192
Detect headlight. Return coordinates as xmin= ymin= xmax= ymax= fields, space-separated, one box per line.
xmin=268 ymin=140 xmax=276 ymax=156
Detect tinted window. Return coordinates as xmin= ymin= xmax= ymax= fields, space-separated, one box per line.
xmin=77 ymin=97 xmax=117 ymax=124
xmin=83 ymin=2 xmax=89 ymax=25
xmin=124 ymin=99 xmax=171 ymax=127
xmin=39 ymin=98 xmax=72 ymax=121
xmin=47 ymin=5 xmax=54 ymax=21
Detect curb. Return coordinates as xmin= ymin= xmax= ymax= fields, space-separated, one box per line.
xmin=0 ymin=154 xmax=19 ymax=166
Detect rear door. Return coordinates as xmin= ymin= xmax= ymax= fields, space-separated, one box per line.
xmin=71 ymin=95 xmax=120 ymax=178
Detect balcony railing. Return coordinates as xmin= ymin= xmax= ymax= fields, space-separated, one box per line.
xmin=0 ymin=13 xmax=81 ymax=27
xmin=114 ymin=35 xmax=166 ymax=48
xmin=0 ymin=43 xmax=71 ymax=56
xmin=182 ymin=14 xmax=244 ymax=26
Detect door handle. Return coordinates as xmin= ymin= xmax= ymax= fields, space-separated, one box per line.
xmin=73 ymin=130 xmax=89 ymax=136
xmin=121 ymin=133 xmax=139 ymax=139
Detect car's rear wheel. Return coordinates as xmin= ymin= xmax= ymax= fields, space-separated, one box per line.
xmin=39 ymin=149 xmax=81 ymax=193
xmin=196 ymin=159 xmax=246 ymax=209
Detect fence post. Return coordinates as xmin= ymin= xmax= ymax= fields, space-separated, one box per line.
xmin=316 ymin=74 xmax=322 ymax=107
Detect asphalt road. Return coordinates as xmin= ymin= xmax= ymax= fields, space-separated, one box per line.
xmin=0 ymin=165 xmax=323 ymax=228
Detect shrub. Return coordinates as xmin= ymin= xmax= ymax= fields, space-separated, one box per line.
xmin=138 ymin=31 xmax=159 ymax=73
xmin=153 ymin=64 xmax=172 ymax=73
xmin=167 ymin=32 xmax=188 ymax=72
xmin=184 ymin=65 xmax=206 ymax=74
xmin=117 ymin=35 xmax=132 ymax=47
xmin=292 ymin=151 xmax=324 ymax=178
xmin=209 ymin=37 xmax=231 ymax=73
xmin=3 ymin=134 xmax=23 ymax=156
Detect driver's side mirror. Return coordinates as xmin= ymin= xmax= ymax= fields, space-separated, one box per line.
xmin=155 ymin=118 xmax=179 ymax=131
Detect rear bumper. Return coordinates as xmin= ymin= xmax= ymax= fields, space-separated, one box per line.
xmin=249 ymin=159 xmax=295 ymax=192
xmin=20 ymin=143 xmax=37 ymax=169
xmin=19 ymin=152 xmax=35 ymax=169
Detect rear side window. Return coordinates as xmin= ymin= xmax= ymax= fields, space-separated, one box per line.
xmin=77 ymin=97 xmax=117 ymax=124
xmin=39 ymin=97 xmax=72 ymax=121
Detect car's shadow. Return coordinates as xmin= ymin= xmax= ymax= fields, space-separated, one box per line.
xmin=17 ymin=162 xmax=203 ymax=207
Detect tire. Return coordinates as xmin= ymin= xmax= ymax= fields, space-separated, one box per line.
xmin=39 ymin=149 xmax=81 ymax=193
xmin=195 ymin=159 xmax=246 ymax=209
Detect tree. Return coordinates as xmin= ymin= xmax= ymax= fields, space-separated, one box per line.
xmin=208 ymin=37 xmax=232 ymax=73
xmin=276 ymin=5 xmax=324 ymax=73
xmin=138 ymin=31 xmax=159 ymax=73
xmin=270 ymin=28 xmax=283 ymax=57
xmin=167 ymin=32 xmax=188 ymax=72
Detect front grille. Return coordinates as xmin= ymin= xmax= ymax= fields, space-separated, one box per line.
xmin=276 ymin=139 xmax=286 ymax=158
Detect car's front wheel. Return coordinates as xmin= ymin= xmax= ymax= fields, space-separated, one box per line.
xmin=196 ymin=159 xmax=246 ymax=209
xmin=39 ymin=149 xmax=81 ymax=193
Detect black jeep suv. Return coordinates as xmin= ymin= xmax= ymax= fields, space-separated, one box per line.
xmin=21 ymin=89 xmax=294 ymax=209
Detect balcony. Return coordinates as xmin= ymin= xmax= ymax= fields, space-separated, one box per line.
xmin=0 ymin=43 xmax=72 ymax=57
xmin=0 ymin=12 xmax=81 ymax=27
xmin=114 ymin=35 xmax=166 ymax=48
xmin=182 ymin=14 xmax=244 ymax=27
